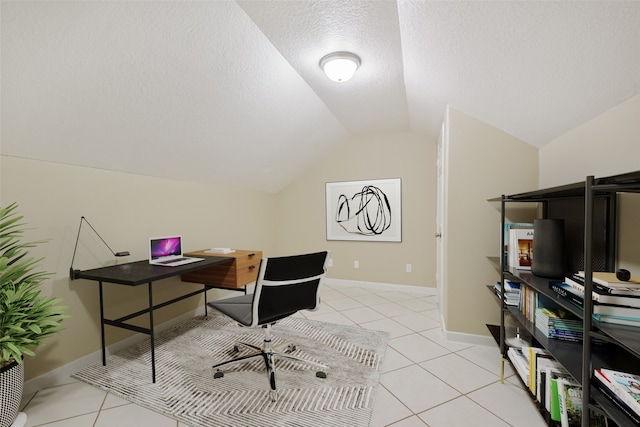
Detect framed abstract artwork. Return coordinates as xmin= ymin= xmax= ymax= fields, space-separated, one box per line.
xmin=325 ymin=178 xmax=401 ymax=242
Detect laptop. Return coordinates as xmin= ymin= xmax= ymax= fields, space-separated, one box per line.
xmin=148 ymin=235 xmax=204 ymax=267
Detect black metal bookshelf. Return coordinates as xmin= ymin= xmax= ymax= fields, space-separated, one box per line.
xmin=490 ymin=170 xmax=640 ymax=427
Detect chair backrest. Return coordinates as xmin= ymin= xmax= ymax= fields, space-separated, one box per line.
xmin=250 ymin=251 xmax=329 ymax=327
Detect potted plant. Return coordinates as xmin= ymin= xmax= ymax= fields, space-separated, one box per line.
xmin=0 ymin=202 xmax=68 ymax=427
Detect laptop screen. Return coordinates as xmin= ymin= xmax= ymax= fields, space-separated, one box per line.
xmin=150 ymin=236 xmax=182 ymax=260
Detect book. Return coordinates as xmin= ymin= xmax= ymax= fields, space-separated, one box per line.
xmin=557 ymin=377 xmax=582 ymax=427
xmin=593 ymin=370 xmax=640 ymax=424
xmin=507 ymin=347 xmax=530 ymax=385
xmin=550 ymin=377 xmax=563 ymax=422
xmin=594 ymin=315 xmax=640 ymax=327
xmin=535 ymin=307 xmax=581 ymax=340
xmin=565 ymin=275 xmax=640 ymax=307
xmin=557 ymin=378 xmax=605 ymax=427
xmin=599 ymin=368 xmax=640 ymax=417
xmin=549 ymin=281 xmax=640 ymax=329
xmin=502 ymin=222 xmax=533 ymax=265
xmin=536 ymin=357 xmax=563 ymax=404
xmin=549 ymin=281 xmax=584 ymax=309
xmin=493 ymin=279 xmax=521 ymax=306
xmin=508 ymin=227 xmax=534 ymax=270
xmin=592 ymin=304 xmax=640 ymax=319
xmin=205 ymin=248 xmax=235 ymax=254
xmin=577 ymin=271 xmax=640 ymax=293
xmin=525 ymin=346 xmax=552 ymax=396
xmin=504 ymin=278 xmax=522 ymax=292
xmin=544 ymin=366 xmax=569 ymax=412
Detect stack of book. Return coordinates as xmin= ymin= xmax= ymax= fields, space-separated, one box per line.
xmin=593 ymin=368 xmax=640 ymax=424
xmin=562 ymin=272 xmax=640 ymax=327
xmin=493 ymin=279 xmax=521 ymax=306
xmin=535 ymin=307 xmax=583 ymax=342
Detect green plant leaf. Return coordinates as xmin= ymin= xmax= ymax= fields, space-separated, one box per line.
xmin=0 ymin=202 xmax=67 ymax=365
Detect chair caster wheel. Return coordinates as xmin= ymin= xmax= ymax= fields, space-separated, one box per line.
xmin=316 ymin=371 xmax=327 ymax=379
xmin=232 ymin=345 xmax=240 ymax=353
xmin=214 ymin=370 xmax=224 ymax=379
xmin=287 ymin=344 xmax=296 ymax=353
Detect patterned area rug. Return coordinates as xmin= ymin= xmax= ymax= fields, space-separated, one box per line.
xmin=73 ymin=313 xmax=389 ymax=427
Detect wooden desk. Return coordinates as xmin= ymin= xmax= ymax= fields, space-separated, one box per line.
xmin=75 ymin=256 xmax=234 ymax=382
xmin=182 ymin=249 xmax=262 ymax=289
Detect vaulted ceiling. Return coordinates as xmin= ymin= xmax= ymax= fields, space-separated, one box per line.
xmin=2 ymin=1 xmax=639 ymax=193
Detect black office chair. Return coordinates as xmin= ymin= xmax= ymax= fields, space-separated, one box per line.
xmin=208 ymin=251 xmax=329 ymax=402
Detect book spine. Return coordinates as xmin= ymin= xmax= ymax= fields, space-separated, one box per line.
xmin=593 ymin=308 xmax=640 ymax=322
xmin=549 ymin=281 xmax=584 ymax=309
xmin=566 ymin=274 xmax=613 ymax=295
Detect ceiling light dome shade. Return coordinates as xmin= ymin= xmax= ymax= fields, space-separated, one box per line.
xmin=320 ymin=52 xmax=361 ymax=82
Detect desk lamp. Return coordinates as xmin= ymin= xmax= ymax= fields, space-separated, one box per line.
xmin=69 ymin=216 xmax=129 ymax=280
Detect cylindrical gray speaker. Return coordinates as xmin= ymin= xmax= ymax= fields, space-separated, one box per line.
xmin=531 ymin=218 xmax=566 ymax=279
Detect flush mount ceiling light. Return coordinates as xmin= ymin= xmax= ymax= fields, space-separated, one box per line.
xmin=319 ymin=52 xmax=361 ymax=83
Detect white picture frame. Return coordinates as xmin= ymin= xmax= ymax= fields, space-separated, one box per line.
xmin=325 ymin=178 xmax=402 ymax=242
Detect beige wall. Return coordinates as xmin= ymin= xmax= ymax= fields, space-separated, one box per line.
xmin=539 ymin=93 xmax=640 ymax=274
xmin=1 ymin=156 xmax=277 ymax=380
xmin=275 ymin=131 xmax=438 ymax=287
xmin=539 ymin=94 xmax=640 ymax=188
xmin=444 ymin=107 xmax=538 ymax=336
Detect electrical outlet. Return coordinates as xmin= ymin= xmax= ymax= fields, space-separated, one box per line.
xmin=406 ymin=263 xmax=412 ymax=273
xmin=354 ymin=260 xmax=359 ymax=268
xmin=327 ymin=258 xmax=333 ymax=267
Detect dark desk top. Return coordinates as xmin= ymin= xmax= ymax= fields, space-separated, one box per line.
xmin=75 ymin=256 xmax=233 ymax=286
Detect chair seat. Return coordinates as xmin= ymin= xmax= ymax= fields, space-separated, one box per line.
xmin=208 ymin=294 xmax=253 ymax=326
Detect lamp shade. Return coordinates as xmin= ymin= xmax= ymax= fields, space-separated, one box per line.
xmin=320 ymin=52 xmax=361 ymax=82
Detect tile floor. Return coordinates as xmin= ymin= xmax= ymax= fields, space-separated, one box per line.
xmin=18 ymin=282 xmax=547 ymax=427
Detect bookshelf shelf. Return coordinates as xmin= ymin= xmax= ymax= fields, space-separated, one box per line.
xmin=490 ymin=170 xmax=640 ymax=427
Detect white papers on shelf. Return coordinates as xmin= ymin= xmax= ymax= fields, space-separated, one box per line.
xmin=205 ymin=248 xmax=235 ymax=254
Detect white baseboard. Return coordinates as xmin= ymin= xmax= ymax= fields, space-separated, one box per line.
xmin=326 ymin=278 xmax=437 ymax=296
xmin=23 ymin=307 xmax=206 ymax=397
xmin=441 ymin=328 xmax=497 ymax=347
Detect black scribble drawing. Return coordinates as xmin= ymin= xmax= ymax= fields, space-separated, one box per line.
xmin=335 ymin=185 xmax=392 ymax=236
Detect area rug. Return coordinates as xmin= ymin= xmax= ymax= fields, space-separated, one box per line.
xmin=73 ymin=313 xmax=389 ymax=427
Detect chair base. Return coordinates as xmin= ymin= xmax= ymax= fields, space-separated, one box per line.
xmin=212 ymin=325 xmax=327 ymax=402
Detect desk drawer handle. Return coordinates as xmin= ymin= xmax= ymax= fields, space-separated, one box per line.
xmin=248 ymin=253 xmax=256 ymax=257
xmin=248 ymin=265 xmax=256 ymax=270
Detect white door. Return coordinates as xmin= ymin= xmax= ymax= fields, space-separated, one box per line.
xmin=436 ymin=121 xmax=446 ymax=314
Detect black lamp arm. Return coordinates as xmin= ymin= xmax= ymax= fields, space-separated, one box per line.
xmin=69 ymin=216 xmax=130 ymax=280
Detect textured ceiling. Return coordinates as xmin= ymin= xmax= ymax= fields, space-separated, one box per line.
xmin=2 ymin=1 xmax=639 ymax=193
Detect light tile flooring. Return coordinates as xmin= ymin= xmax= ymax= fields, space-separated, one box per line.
xmin=19 ymin=282 xmax=547 ymax=427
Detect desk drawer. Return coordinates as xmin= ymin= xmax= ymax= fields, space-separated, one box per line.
xmin=234 ymin=251 xmax=261 ymax=269
xmin=182 ymin=249 xmax=262 ymax=289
